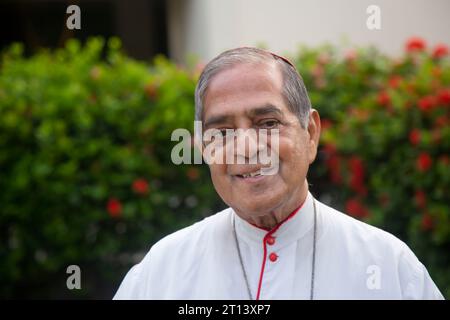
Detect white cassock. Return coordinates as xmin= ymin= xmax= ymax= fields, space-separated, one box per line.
xmin=113 ymin=192 xmax=444 ymax=300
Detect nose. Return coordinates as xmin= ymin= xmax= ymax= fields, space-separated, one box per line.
xmin=233 ymin=129 xmax=265 ymax=163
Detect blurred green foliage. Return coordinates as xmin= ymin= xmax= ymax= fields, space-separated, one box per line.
xmin=0 ymin=37 xmax=448 ymax=298
xmin=0 ymin=38 xmax=219 ymax=298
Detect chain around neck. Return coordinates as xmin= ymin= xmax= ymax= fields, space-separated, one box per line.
xmin=232 ymin=198 xmax=318 ymax=300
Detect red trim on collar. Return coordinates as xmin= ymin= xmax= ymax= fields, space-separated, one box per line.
xmin=254 ymin=195 xmax=308 ymax=300
xmin=249 ymin=196 xmax=307 ymax=232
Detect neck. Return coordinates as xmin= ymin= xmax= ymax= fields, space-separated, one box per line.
xmin=242 ymin=181 xmax=309 ymax=230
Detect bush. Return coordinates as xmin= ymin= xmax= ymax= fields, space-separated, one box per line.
xmin=0 ymin=37 xmax=448 ymax=298
xmin=0 ymin=38 xmax=219 ymax=298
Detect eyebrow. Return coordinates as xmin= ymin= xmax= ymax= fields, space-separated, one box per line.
xmin=204 ymin=104 xmax=283 ymax=129
xmin=247 ymin=104 xmax=283 ymax=118
xmin=204 ymin=114 xmax=233 ymax=129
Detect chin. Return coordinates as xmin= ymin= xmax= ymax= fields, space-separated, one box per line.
xmin=235 ymin=194 xmax=282 ymax=216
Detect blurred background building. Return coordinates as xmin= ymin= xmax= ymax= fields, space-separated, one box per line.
xmin=1 ymin=0 xmax=449 ymax=62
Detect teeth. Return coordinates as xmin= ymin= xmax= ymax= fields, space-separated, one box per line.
xmin=241 ymin=170 xmax=261 ymax=178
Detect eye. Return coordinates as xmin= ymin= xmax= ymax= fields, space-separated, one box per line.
xmin=203 ymin=128 xmax=230 ymax=147
xmin=218 ymin=128 xmax=233 ymax=136
xmin=259 ymin=119 xmax=280 ymax=129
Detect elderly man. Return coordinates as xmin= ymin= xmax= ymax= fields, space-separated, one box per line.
xmin=114 ymin=47 xmax=443 ymax=300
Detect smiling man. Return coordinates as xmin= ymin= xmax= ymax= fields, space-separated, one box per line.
xmin=114 ymin=47 xmax=443 ymax=300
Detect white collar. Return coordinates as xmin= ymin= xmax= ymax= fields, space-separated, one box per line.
xmin=231 ymin=191 xmax=315 ymax=248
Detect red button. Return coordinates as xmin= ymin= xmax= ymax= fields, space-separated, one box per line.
xmin=269 ymin=253 xmax=278 ymax=262
xmin=266 ymin=236 xmax=275 ymax=245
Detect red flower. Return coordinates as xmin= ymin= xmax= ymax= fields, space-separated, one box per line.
xmin=107 ymin=198 xmax=122 ymax=218
xmin=132 ymin=178 xmax=149 ymax=195
xmin=435 ymin=116 xmax=448 ymax=128
xmin=349 ymin=156 xmax=366 ymax=195
xmin=414 ymin=190 xmax=427 ymax=209
xmin=432 ymin=44 xmax=449 ymax=59
xmin=186 ymin=167 xmax=200 ymax=181
xmin=437 ymin=89 xmax=450 ymax=105
xmin=377 ymin=91 xmax=391 ymax=107
xmin=388 ymin=75 xmax=402 ymax=89
xmin=144 ymin=83 xmax=158 ymax=100
xmin=323 ymin=143 xmax=337 ymax=154
xmin=416 ymin=152 xmax=432 ymax=172
xmin=321 ymin=119 xmax=333 ymax=130
xmin=408 ymin=129 xmax=421 ymax=145
xmin=323 ymin=144 xmax=342 ymax=184
xmin=328 ymin=156 xmax=342 ymax=184
xmin=345 ymin=198 xmax=369 ymax=219
xmin=405 ymin=37 xmax=426 ymax=52
xmin=421 ymin=213 xmax=434 ymax=231
xmin=418 ymin=95 xmax=436 ymax=112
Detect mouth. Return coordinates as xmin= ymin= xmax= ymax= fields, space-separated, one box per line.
xmin=232 ymin=168 xmax=271 ymax=184
xmin=236 ymin=169 xmax=262 ymax=179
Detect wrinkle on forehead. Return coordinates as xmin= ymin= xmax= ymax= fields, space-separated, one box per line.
xmin=203 ymin=61 xmax=284 ymax=121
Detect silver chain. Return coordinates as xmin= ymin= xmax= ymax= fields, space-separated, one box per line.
xmin=310 ymin=198 xmax=317 ymax=300
xmin=232 ymin=198 xmax=318 ymax=300
xmin=232 ymin=215 xmax=253 ymax=299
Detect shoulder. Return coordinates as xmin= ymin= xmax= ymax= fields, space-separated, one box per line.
xmin=318 ymin=200 xmax=409 ymax=255
xmin=114 ymin=208 xmax=232 ymax=299
xmin=317 ymin=200 xmax=443 ymax=299
xmin=150 ymin=207 xmax=232 ymax=258
xmin=138 ymin=207 xmax=232 ymax=272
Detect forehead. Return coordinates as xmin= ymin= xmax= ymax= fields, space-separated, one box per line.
xmin=203 ymin=61 xmax=287 ymax=122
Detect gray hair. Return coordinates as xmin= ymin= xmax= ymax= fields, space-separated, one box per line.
xmin=194 ymin=47 xmax=312 ymax=128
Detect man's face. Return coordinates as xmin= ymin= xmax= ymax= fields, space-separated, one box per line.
xmin=202 ymin=61 xmax=320 ymax=218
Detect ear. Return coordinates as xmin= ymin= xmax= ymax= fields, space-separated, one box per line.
xmin=307 ymin=109 xmax=321 ymax=164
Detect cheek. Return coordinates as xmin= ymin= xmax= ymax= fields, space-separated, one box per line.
xmin=278 ymin=136 xmax=309 ymax=174
xmin=209 ymin=164 xmax=229 ymax=190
